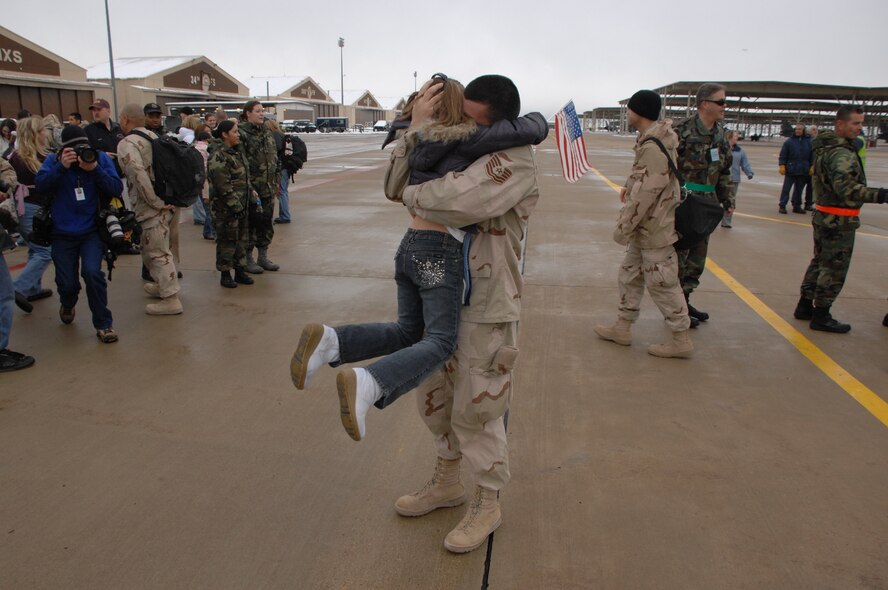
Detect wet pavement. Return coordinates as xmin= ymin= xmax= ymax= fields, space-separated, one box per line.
xmin=1 ymin=131 xmax=886 ymax=589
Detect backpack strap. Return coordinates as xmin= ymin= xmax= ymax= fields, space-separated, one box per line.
xmin=641 ymin=136 xmax=684 ymax=185
xmin=129 ymin=129 xmax=153 ymax=142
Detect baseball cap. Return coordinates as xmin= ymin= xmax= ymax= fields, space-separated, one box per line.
xmin=89 ymin=98 xmax=111 ymax=111
xmin=143 ymin=103 xmax=162 ymax=115
xmin=180 ymin=106 xmax=194 ymax=115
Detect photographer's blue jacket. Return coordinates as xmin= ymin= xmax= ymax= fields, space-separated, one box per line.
xmin=36 ymin=151 xmax=122 ymax=237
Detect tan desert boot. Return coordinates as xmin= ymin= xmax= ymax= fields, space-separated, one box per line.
xmin=394 ymin=457 xmax=466 ymax=517
xmin=145 ymin=295 xmax=183 ymax=316
xmin=647 ymin=329 xmax=694 ymax=358
xmin=593 ymin=317 xmax=632 ymax=346
xmin=443 ymin=486 xmax=502 ymax=554
xmin=143 ymin=282 xmax=160 ymax=298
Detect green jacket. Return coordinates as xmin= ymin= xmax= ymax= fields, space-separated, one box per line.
xmin=208 ymin=145 xmax=250 ymax=216
xmin=237 ymin=121 xmax=279 ymax=196
xmin=812 ymin=130 xmax=883 ymax=229
xmin=673 ymin=115 xmax=733 ymax=207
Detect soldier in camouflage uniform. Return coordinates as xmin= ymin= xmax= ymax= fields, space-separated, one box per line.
xmin=207 ymin=121 xmax=254 ymax=289
xmin=793 ymin=105 xmax=887 ymax=333
xmin=237 ymin=101 xmax=280 ymax=273
xmin=673 ymin=83 xmax=733 ymax=327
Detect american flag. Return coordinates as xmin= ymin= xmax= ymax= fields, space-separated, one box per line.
xmin=555 ymin=100 xmax=591 ymax=183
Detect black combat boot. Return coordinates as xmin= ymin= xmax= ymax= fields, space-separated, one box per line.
xmin=234 ymin=268 xmax=254 ymax=285
xmin=810 ymin=306 xmax=851 ymax=333
xmin=220 ymin=271 xmax=237 ymax=289
xmin=141 ymin=264 xmax=152 ymax=281
xmin=689 ymin=315 xmax=700 ymax=329
xmin=882 ymin=312 xmax=888 ymax=327
xmin=793 ymin=297 xmax=814 ymax=320
xmin=685 ymin=293 xmax=708 ymax=322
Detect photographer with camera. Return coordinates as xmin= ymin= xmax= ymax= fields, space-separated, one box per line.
xmin=117 ymin=104 xmax=183 ymax=315
xmin=35 ymin=125 xmax=122 ymax=343
xmin=0 ymin=157 xmax=35 ymax=371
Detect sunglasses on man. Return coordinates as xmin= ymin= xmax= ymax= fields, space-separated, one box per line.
xmin=704 ymin=99 xmax=728 ymax=107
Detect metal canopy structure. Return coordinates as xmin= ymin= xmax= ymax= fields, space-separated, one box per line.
xmin=612 ymin=80 xmax=888 ymax=137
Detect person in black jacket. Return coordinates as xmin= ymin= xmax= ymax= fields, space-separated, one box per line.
xmin=778 ymin=123 xmax=813 ymax=214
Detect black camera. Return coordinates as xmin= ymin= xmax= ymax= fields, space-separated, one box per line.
xmin=72 ymin=144 xmax=98 ymax=164
xmin=98 ymin=207 xmax=136 ymax=252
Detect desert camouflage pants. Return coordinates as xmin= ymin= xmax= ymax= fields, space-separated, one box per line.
xmin=170 ymin=207 xmax=181 ymax=264
xmin=678 ymin=232 xmax=709 ymax=295
xmin=413 ymin=321 xmax=518 ymax=491
xmin=800 ymin=224 xmax=856 ymax=307
xmin=214 ymin=213 xmax=248 ymax=272
xmin=141 ymin=210 xmax=180 ymax=298
xmin=618 ymin=244 xmax=690 ymax=331
xmin=248 ymin=190 xmax=276 ymax=250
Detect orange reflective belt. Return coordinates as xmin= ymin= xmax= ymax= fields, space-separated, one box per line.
xmin=815 ymin=204 xmax=861 ymax=216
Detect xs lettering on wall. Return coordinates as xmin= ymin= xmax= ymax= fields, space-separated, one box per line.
xmin=0 ymin=34 xmax=61 ymax=77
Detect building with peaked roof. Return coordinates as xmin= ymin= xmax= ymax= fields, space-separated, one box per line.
xmin=87 ymin=56 xmax=250 ymax=116
xmin=0 ymin=25 xmax=107 ymax=118
xmin=332 ymin=90 xmax=388 ymax=127
xmin=244 ymin=76 xmax=340 ymax=121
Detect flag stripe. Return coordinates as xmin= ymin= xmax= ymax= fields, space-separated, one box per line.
xmin=555 ymin=100 xmax=591 ymax=183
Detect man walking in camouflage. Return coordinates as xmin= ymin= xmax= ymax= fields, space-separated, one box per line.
xmin=594 ymin=90 xmax=693 ymax=357
xmin=793 ymin=105 xmax=887 ymax=332
xmin=237 ymin=101 xmax=280 ymax=274
xmin=673 ymin=83 xmax=733 ymax=327
xmin=207 ymin=120 xmax=254 ymax=289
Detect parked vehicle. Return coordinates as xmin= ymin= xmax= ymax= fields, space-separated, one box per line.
xmin=373 ymin=120 xmax=390 ymax=132
xmin=316 ymin=117 xmax=348 ymax=133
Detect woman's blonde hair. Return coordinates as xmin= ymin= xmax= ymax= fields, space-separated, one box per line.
xmin=433 ymin=78 xmax=471 ymax=127
xmin=183 ymin=115 xmax=201 ymax=130
xmin=16 ymin=116 xmax=49 ymax=173
xmin=264 ymin=119 xmax=281 ymax=133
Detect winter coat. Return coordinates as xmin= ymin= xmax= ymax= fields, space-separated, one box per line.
xmin=194 ymin=140 xmax=210 ymax=202
xmin=208 ymin=144 xmax=250 ymax=218
xmin=177 ymin=127 xmax=195 ymax=145
xmin=729 ymin=144 xmax=754 ymax=183
xmin=35 ymin=150 xmax=122 ymax=237
xmin=615 ymin=119 xmax=681 ymax=249
xmin=811 ymin=130 xmax=885 ymax=230
xmin=407 ymin=113 xmax=548 ymax=184
xmin=778 ymin=134 xmax=813 ymax=176
xmin=673 ymin=115 xmax=733 ymax=207
xmin=8 ymin=150 xmax=48 ymax=206
xmin=387 ymin=135 xmax=540 ymax=324
xmin=116 ymin=128 xmax=167 ymax=229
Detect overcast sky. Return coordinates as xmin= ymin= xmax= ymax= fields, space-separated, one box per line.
xmin=6 ymin=0 xmax=887 ymax=117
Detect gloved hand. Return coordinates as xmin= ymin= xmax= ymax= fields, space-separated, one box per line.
xmin=747 ymin=174 xmax=754 ymax=180
xmin=779 ymin=165 xmax=786 ymax=176
xmin=878 ymin=188 xmax=888 ymax=204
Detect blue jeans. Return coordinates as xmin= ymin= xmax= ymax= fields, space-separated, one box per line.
xmin=12 ymin=202 xmax=53 ymax=297
xmin=779 ymin=174 xmax=808 ymax=209
xmin=192 ymin=198 xmax=207 ymax=225
xmin=0 ymin=253 xmax=13 ymax=349
xmin=334 ymin=229 xmax=463 ymax=409
xmin=277 ymin=170 xmax=291 ymax=221
xmin=51 ymin=231 xmax=113 ymax=330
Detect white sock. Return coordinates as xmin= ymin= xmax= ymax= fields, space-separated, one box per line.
xmin=305 ymin=325 xmax=340 ymax=387
xmin=353 ymin=367 xmax=383 ymax=439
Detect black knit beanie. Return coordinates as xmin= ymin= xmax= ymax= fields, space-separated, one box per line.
xmin=61 ymin=124 xmax=89 ymax=147
xmin=627 ymin=90 xmax=662 ymax=122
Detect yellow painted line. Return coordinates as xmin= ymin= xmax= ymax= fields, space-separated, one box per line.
xmin=589 ymin=167 xmax=624 ymax=192
xmin=734 ymin=212 xmax=888 ymax=239
xmin=594 ymin=169 xmax=888 ymax=428
xmin=706 ymin=259 xmax=888 ymax=428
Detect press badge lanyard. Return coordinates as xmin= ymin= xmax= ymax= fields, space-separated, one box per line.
xmin=74 ymin=176 xmax=86 ymax=202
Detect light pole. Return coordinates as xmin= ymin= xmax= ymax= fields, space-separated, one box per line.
xmin=103 ymin=0 xmax=119 ymax=121
xmin=414 ymin=71 xmax=417 ymax=92
xmin=338 ymin=37 xmax=344 ymax=108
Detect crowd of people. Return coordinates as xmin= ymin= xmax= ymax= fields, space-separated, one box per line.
xmin=0 ymin=98 xmax=304 ymax=370
xmin=1 ymin=77 xmax=886 ymax=557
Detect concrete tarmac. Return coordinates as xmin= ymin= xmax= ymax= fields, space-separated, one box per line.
xmin=1 ymin=131 xmax=886 ymax=589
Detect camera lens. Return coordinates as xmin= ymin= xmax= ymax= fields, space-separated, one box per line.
xmin=105 ymin=214 xmax=124 ymax=242
xmin=75 ymin=145 xmax=97 ymax=164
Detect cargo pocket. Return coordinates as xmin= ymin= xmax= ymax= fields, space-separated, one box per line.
xmin=469 ymin=265 xmax=492 ymax=311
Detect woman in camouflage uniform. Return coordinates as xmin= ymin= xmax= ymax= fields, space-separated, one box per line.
xmin=208 ymin=120 xmax=254 ymax=289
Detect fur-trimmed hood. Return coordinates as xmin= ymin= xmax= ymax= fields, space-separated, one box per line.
xmin=409 ymin=120 xmax=478 ymax=143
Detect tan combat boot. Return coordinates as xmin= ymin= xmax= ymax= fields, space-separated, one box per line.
xmin=647 ymin=330 xmax=694 ymax=358
xmin=143 ymin=282 xmax=161 ymax=298
xmin=394 ymin=457 xmax=466 ymax=517
xmin=145 ymin=295 xmax=183 ymax=316
xmin=593 ymin=318 xmax=632 ymax=346
xmin=443 ymin=486 xmax=502 ymax=554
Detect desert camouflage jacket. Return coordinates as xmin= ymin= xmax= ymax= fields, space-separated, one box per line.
xmin=616 ymin=119 xmax=681 ymax=249
xmin=386 ymin=133 xmax=540 ymax=324
xmin=812 ymin=130 xmax=884 ymax=229
xmin=673 ymin=115 xmax=733 ymax=207
xmin=117 ymin=128 xmax=167 ymax=228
